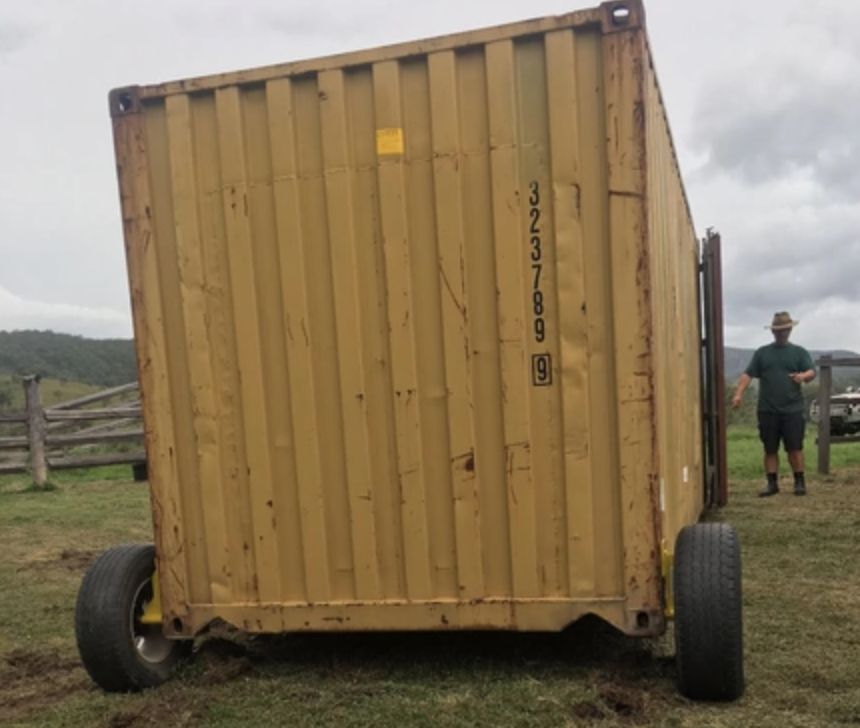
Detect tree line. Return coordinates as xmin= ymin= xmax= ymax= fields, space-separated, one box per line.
xmin=0 ymin=331 xmax=138 ymax=389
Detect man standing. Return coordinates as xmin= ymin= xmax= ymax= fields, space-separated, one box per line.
xmin=732 ymin=312 xmax=816 ymax=497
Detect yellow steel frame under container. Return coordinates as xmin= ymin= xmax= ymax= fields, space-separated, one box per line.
xmin=111 ymin=0 xmax=703 ymax=641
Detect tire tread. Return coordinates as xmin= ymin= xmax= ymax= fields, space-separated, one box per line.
xmin=674 ymin=523 xmax=745 ymax=701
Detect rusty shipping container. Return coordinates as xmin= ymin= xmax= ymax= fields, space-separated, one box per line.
xmin=76 ymin=0 xmax=742 ymax=702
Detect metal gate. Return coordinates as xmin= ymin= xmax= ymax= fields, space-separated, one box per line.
xmin=701 ymin=230 xmax=728 ymax=508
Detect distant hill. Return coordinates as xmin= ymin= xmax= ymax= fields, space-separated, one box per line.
xmin=0 ymin=331 xmax=138 ymax=387
xmin=725 ymin=346 xmax=860 ymax=383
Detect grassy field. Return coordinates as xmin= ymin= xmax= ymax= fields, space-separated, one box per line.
xmin=1 ymin=429 xmax=859 ymax=727
xmin=726 ymin=426 xmax=860 ymax=480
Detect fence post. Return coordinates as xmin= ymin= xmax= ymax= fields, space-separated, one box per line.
xmin=817 ymin=356 xmax=832 ymax=476
xmin=23 ymin=376 xmax=48 ymax=487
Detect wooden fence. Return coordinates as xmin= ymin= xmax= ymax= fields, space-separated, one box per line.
xmin=0 ymin=376 xmax=145 ymax=486
xmin=816 ymin=355 xmax=860 ymax=475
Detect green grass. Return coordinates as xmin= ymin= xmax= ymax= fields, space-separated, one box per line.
xmin=727 ymin=426 xmax=860 ymax=481
xmin=50 ymin=465 xmax=139 ymax=484
xmin=2 ymin=445 xmax=860 ymax=727
xmin=0 ymin=465 xmax=141 ymax=490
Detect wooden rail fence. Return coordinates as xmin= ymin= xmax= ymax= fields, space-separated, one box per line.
xmin=0 ymin=376 xmax=145 ymax=487
xmin=816 ymin=355 xmax=860 ymax=475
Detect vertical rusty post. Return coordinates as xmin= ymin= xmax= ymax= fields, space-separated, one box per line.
xmin=23 ymin=376 xmax=48 ymax=487
xmin=708 ymin=231 xmax=729 ymax=506
xmin=700 ymin=238 xmax=712 ymax=507
xmin=700 ymin=230 xmax=728 ymax=508
xmin=817 ymin=356 xmax=832 ymax=476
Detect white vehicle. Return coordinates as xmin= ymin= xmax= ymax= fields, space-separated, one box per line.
xmin=810 ymin=387 xmax=860 ymax=435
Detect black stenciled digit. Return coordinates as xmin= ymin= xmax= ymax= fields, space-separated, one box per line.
xmin=537 ymin=356 xmax=549 ymax=383
xmin=529 ymin=207 xmax=540 ymax=234
xmin=528 ymin=180 xmax=547 ymax=351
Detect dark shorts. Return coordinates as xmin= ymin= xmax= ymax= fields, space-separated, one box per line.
xmin=758 ymin=411 xmax=806 ymax=454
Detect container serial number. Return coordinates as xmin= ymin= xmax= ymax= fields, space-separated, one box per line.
xmin=529 ymin=180 xmax=546 ymax=345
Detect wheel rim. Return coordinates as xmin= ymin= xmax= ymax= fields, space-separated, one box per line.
xmin=130 ymin=578 xmax=174 ymax=664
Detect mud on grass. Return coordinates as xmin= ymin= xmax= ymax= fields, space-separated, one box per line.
xmin=2 ymin=470 xmax=860 ymax=727
xmin=0 ymin=648 xmax=90 ymax=725
xmin=123 ymin=622 xmax=667 ymax=728
xmin=23 ymin=548 xmax=99 ymax=574
xmin=0 ymin=624 xmax=667 ymax=728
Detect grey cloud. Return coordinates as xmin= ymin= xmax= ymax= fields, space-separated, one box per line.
xmin=688 ymin=7 xmax=860 ymax=351
xmin=258 ymin=8 xmax=374 ymax=42
xmin=691 ymin=20 xmax=860 ymax=199
xmin=172 ymin=5 xmax=374 ymax=43
xmin=725 ymin=295 xmax=860 ymax=353
xmin=722 ymin=207 xmax=860 ymax=331
xmin=0 ymin=22 xmax=36 ymax=55
xmin=0 ymin=285 xmax=131 ymax=340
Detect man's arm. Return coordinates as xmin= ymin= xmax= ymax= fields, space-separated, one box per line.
xmin=789 ymin=350 xmax=816 ymax=384
xmin=733 ymin=351 xmax=760 ymax=408
xmin=732 ymin=373 xmax=753 ymax=408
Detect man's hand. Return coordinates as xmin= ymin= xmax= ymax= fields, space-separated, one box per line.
xmin=733 ymin=373 xmax=752 ymax=408
xmin=789 ymin=372 xmax=809 ymax=384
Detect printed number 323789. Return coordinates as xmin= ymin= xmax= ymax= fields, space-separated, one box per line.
xmin=529 ymin=181 xmax=545 ymax=344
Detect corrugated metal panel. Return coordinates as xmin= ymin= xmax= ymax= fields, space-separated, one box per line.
xmin=644 ymin=44 xmax=704 ymax=545
xmin=111 ymin=0 xmax=691 ymax=638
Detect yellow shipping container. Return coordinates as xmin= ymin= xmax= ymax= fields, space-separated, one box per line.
xmin=76 ymin=0 xmax=742 ymax=702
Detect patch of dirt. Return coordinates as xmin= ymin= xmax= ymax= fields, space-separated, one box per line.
xmin=571 ymin=700 xmax=605 ymax=720
xmin=98 ymin=694 xmax=204 ymax=728
xmin=106 ymin=712 xmax=142 ymax=728
xmin=21 ymin=548 xmax=98 ymax=574
xmin=570 ymin=683 xmax=650 ymax=724
xmin=1 ymin=647 xmax=208 ymax=728
xmin=92 ymin=633 xmax=254 ymax=727
xmin=0 ymin=649 xmax=89 ymax=724
xmin=4 ymin=648 xmax=80 ymax=677
xmin=196 ymin=635 xmax=249 ymax=661
xmin=192 ymin=637 xmax=254 ymax=686
xmin=98 ymin=697 xmax=204 ymax=728
xmin=598 ymin=683 xmax=648 ymax=718
xmin=58 ymin=548 xmax=98 ymax=570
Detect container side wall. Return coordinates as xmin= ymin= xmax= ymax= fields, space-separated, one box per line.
xmin=644 ymin=44 xmax=704 ymax=549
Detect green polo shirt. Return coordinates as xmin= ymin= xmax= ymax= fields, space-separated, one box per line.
xmin=745 ymin=343 xmax=815 ymax=414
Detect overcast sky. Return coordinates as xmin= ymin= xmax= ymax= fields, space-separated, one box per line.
xmin=1 ymin=0 xmax=857 ymax=353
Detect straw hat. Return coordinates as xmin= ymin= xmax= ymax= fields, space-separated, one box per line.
xmin=767 ymin=312 xmax=799 ymax=331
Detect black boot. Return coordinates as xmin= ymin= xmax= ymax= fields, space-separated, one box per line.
xmin=794 ymin=472 xmax=807 ymax=496
xmin=759 ymin=473 xmax=779 ymax=498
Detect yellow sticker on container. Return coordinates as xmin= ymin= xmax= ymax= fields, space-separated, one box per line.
xmin=376 ymin=128 xmax=404 ymax=155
